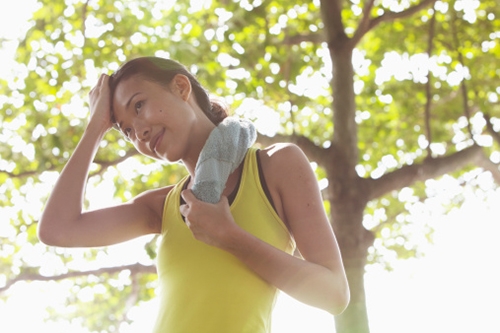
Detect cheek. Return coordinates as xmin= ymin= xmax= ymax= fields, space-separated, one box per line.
xmin=135 ymin=142 xmax=154 ymax=157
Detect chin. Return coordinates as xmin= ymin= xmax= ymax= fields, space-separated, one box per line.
xmin=158 ymin=151 xmax=180 ymax=164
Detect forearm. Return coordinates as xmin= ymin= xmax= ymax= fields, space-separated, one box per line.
xmin=223 ymin=227 xmax=349 ymax=315
xmin=38 ymin=123 xmax=106 ymax=242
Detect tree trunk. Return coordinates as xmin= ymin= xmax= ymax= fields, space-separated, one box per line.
xmin=319 ymin=0 xmax=377 ymax=329
xmin=328 ymin=173 xmax=374 ymax=333
xmin=335 ymin=247 xmax=372 ymax=333
xmin=333 ymin=211 xmax=374 ymax=333
xmin=324 ymin=24 xmax=375 ymax=332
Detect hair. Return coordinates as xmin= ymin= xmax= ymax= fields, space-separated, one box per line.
xmin=109 ymin=57 xmax=228 ymax=126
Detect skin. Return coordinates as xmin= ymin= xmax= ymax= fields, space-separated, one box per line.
xmin=38 ymin=72 xmax=350 ymax=315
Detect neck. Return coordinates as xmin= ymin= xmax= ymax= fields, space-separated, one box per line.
xmin=182 ymin=116 xmax=216 ymax=177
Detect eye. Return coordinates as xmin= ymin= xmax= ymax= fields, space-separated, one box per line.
xmin=135 ymin=100 xmax=144 ymax=114
xmin=124 ymin=127 xmax=132 ymax=140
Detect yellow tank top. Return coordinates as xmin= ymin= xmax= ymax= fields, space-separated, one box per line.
xmin=152 ymin=148 xmax=295 ymax=333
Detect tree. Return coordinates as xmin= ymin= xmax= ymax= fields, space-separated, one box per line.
xmin=1 ymin=0 xmax=499 ymax=332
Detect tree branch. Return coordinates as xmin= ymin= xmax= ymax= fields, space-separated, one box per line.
xmin=93 ymin=149 xmax=139 ymax=168
xmin=450 ymin=9 xmax=474 ymax=140
xmin=81 ymin=0 xmax=89 ymax=43
xmin=319 ymin=0 xmax=347 ymax=46
xmin=91 ymin=149 xmax=139 ymax=176
xmin=367 ymin=144 xmax=483 ymax=200
xmin=256 ymin=132 xmax=327 ymax=166
xmin=424 ymin=7 xmax=437 ymax=157
xmin=0 ymin=164 xmax=58 ymax=178
xmin=1 ymin=149 xmax=138 ymax=180
xmin=351 ymin=0 xmax=376 ymax=46
xmin=0 ymin=263 xmax=156 ymax=295
xmin=282 ymin=32 xmax=326 ymax=45
xmin=484 ymin=113 xmax=500 ymax=145
xmin=120 ymin=273 xmax=141 ymax=322
xmin=476 ymin=155 xmax=500 ymax=185
xmin=481 ymin=113 xmax=500 ymax=184
xmin=368 ymin=0 xmax=437 ymax=33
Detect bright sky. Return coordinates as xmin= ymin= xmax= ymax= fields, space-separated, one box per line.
xmin=1 ymin=189 xmax=499 ymax=333
xmin=1 ymin=1 xmax=500 ymax=333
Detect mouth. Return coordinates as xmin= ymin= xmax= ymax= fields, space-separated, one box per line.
xmin=150 ymin=129 xmax=165 ymax=153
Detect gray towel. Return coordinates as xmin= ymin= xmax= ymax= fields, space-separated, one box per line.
xmin=191 ymin=117 xmax=257 ymax=204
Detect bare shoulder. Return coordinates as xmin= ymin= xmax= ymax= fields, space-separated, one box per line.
xmin=259 ymin=145 xmax=337 ymax=267
xmin=259 ymin=143 xmax=307 ymax=168
xmin=258 ymin=143 xmax=316 ymax=226
xmin=259 ymin=143 xmax=312 ymax=184
xmin=130 ymin=184 xmax=175 ymax=232
xmin=133 ymin=184 xmax=175 ymax=202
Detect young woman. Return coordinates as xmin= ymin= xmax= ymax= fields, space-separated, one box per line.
xmin=38 ymin=57 xmax=349 ymax=333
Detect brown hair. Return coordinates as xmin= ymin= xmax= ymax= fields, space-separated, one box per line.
xmin=109 ymin=57 xmax=228 ymax=125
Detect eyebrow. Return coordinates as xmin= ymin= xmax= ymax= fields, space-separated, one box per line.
xmin=126 ymin=92 xmax=141 ymax=110
xmin=116 ymin=91 xmax=141 ymax=134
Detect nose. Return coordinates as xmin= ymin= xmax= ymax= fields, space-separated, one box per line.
xmin=134 ymin=121 xmax=151 ymax=142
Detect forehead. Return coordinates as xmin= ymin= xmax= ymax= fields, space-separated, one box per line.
xmin=113 ymin=76 xmax=148 ymax=109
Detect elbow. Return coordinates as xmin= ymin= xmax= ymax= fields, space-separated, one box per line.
xmin=328 ymin=281 xmax=350 ymax=316
xmin=37 ymin=220 xmax=64 ymax=247
xmin=37 ymin=224 xmax=55 ymax=246
xmin=331 ymin=290 xmax=350 ymax=316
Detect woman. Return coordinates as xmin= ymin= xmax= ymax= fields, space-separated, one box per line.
xmin=38 ymin=57 xmax=349 ymax=332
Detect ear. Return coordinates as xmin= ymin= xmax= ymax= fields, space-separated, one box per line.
xmin=170 ymin=74 xmax=192 ymax=102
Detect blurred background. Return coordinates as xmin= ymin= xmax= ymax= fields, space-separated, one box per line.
xmin=0 ymin=0 xmax=499 ymax=332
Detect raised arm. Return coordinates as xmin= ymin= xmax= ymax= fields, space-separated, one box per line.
xmin=180 ymin=143 xmax=349 ymax=315
xmin=38 ymin=74 xmax=161 ymax=248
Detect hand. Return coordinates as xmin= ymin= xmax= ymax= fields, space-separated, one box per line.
xmin=88 ymin=74 xmax=113 ymax=133
xmin=179 ymin=189 xmax=241 ymax=249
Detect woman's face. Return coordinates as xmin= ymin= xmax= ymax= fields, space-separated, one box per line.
xmin=112 ymin=75 xmax=196 ymax=162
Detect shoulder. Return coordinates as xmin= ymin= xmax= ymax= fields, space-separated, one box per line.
xmin=258 ymin=143 xmax=311 ymax=184
xmin=258 ymin=143 xmax=307 ymax=168
xmin=257 ymin=143 xmax=316 ymax=224
xmin=133 ymin=184 xmax=175 ymax=202
xmin=258 ymin=143 xmax=321 ymax=208
xmin=132 ymin=184 xmax=175 ymax=210
xmin=129 ymin=184 xmax=176 ymax=232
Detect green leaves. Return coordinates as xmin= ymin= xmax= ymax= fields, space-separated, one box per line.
xmin=1 ymin=0 xmax=499 ymax=331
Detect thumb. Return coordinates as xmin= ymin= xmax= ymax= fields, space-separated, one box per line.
xmin=219 ymin=195 xmax=228 ymax=205
xmin=214 ymin=195 xmax=230 ymax=209
xmin=181 ymin=189 xmax=196 ymax=204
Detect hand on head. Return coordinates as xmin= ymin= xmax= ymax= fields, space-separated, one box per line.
xmin=88 ymin=74 xmax=114 ymax=133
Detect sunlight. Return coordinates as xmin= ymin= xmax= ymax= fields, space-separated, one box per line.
xmin=1 ymin=2 xmax=499 ymax=333
xmin=374 ymin=50 xmax=475 ymax=88
xmin=0 ymin=0 xmax=37 ymax=40
xmin=234 ymin=98 xmax=281 ymax=137
xmin=0 ymin=0 xmax=39 ymax=82
xmin=366 ymin=188 xmax=500 ymax=333
xmin=288 ymin=66 xmax=330 ymax=99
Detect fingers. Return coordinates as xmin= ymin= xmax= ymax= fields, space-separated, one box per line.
xmin=90 ymin=74 xmax=111 ymax=99
xmin=96 ymin=74 xmax=109 ymax=92
xmin=87 ymin=74 xmax=113 ymax=132
xmin=179 ymin=190 xmax=203 ymax=228
xmin=218 ymin=195 xmax=228 ymax=206
xmin=180 ymin=189 xmax=197 ymax=205
xmin=98 ymin=72 xmax=108 ymax=82
xmin=179 ymin=203 xmax=192 ymax=229
xmin=90 ymin=74 xmax=109 ymax=92
xmin=179 ymin=203 xmax=189 ymax=218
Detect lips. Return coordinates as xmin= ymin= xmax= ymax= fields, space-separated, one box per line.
xmin=150 ymin=129 xmax=165 ymax=153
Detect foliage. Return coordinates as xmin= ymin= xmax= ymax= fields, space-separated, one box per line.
xmin=1 ymin=0 xmax=499 ymax=332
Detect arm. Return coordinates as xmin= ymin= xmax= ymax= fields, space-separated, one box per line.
xmin=38 ymin=74 xmax=161 ymax=248
xmin=180 ymin=144 xmax=349 ymax=315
